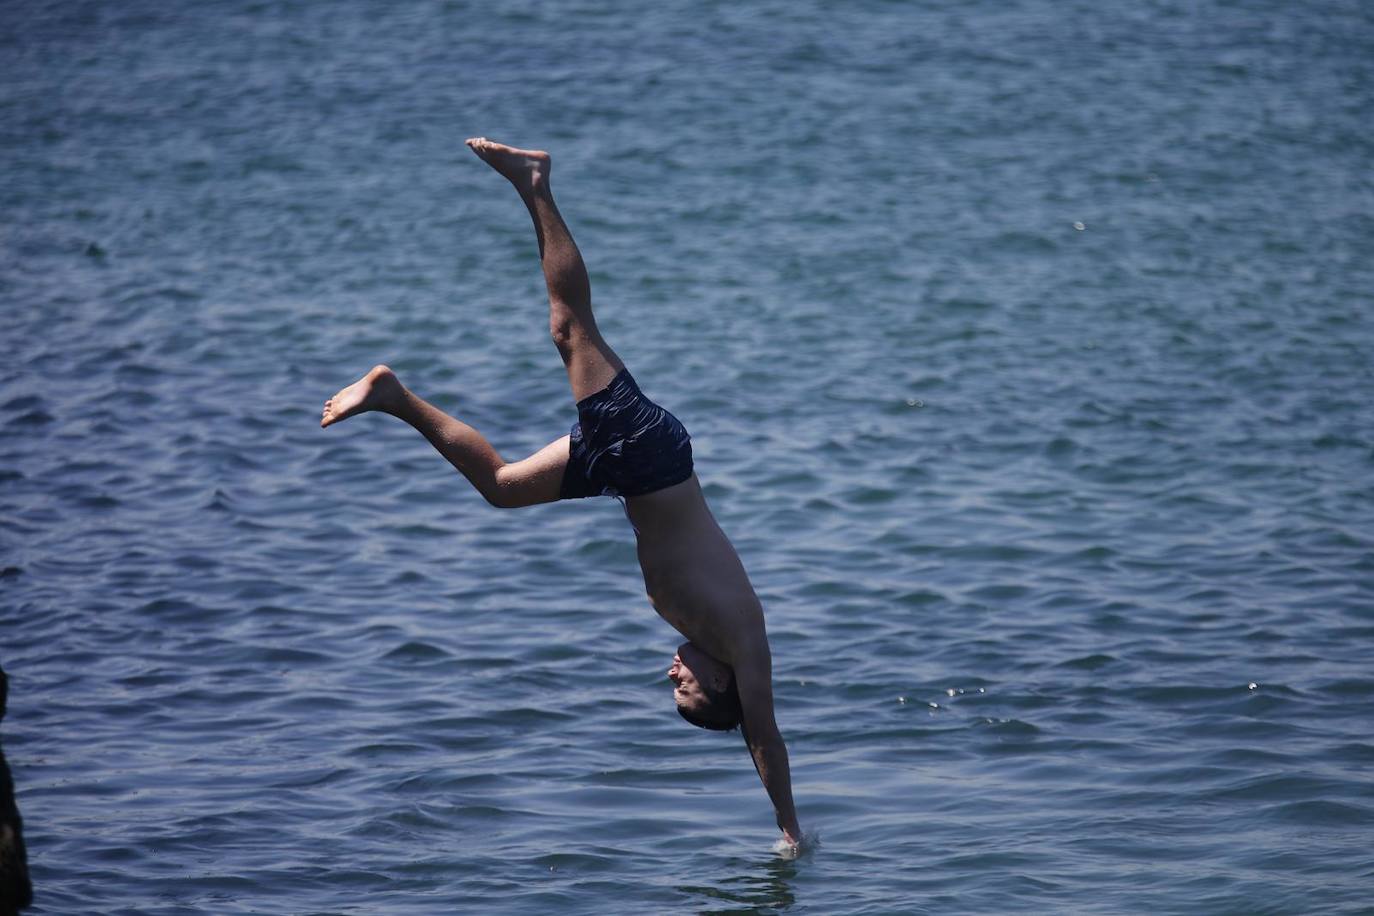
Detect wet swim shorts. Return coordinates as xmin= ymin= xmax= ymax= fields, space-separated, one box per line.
xmin=559 ymin=369 xmax=694 ymax=500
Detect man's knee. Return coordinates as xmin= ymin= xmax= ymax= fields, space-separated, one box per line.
xmin=482 ymin=483 xmax=523 ymax=510
xmin=549 ymin=315 xmax=579 ymax=354
xmin=549 ymin=303 xmax=601 ymax=355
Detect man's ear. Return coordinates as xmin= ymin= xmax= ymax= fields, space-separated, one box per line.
xmin=709 ymin=665 xmax=733 ymax=693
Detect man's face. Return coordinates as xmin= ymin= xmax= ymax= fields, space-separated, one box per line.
xmin=666 ymin=642 xmax=724 ymax=714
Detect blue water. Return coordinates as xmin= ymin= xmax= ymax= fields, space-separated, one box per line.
xmin=4 ymin=1 xmax=1374 ymax=912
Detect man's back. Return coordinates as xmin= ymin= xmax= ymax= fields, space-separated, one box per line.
xmin=630 ymin=476 xmax=800 ymax=845
xmin=627 ymin=476 xmax=767 ymax=668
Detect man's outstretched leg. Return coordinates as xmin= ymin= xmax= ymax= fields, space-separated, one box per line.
xmin=466 ymin=138 xmax=624 ymax=402
xmin=321 ymin=364 xmax=569 ymax=508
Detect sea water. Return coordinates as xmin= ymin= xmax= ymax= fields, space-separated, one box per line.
xmin=3 ymin=1 xmax=1373 ymax=912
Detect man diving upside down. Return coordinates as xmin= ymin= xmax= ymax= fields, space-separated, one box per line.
xmin=320 ymin=138 xmax=802 ymax=848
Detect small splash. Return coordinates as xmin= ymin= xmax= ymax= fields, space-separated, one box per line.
xmin=1073 ymin=221 xmax=1086 ymax=231
xmin=774 ymin=829 xmax=820 ymax=860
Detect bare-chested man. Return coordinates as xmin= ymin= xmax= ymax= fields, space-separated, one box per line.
xmin=320 ymin=138 xmax=801 ymax=848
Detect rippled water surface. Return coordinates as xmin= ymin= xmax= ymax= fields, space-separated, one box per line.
xmin=4 ymin=1 xmax=1374 ymax=912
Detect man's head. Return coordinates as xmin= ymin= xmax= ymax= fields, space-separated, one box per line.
xmin=667 ymin=642 xmax=742 ymax=731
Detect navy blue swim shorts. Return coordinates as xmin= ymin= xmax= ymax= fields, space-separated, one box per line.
xmin=559 ymin=369 xmax=694 ymax=500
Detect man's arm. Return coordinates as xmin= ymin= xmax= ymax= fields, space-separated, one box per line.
xmin=732 ymin=643 xmax=802 ymax=846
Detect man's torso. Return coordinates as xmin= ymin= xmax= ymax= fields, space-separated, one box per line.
xmin=626 ymin=476 xmax=766 ymax=666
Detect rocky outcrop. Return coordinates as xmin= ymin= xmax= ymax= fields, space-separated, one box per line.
xmin=0 ymin=667 xmax=32 ymax=914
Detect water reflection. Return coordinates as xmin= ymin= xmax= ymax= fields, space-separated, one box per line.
xmin=680 ymin=851 xmax=799 ymax=913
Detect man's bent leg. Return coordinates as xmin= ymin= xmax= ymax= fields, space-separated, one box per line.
xmin=466 ymin=138 xmax=625 ymax=402
xmin=321 ymin=365 xmax=567 ymax=508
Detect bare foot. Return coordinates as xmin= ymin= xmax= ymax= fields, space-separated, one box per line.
xmin=465 ymin=137 xmax=550 ymax=193
xmin=320 ymin=364 xmax=404 ymax=429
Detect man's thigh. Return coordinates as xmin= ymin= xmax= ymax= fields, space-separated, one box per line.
xmin=493 ymin=435 xmax=571 ymax=508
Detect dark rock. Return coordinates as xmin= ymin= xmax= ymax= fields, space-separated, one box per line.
xmin=0 ymin=666 xmax=33 ymax=914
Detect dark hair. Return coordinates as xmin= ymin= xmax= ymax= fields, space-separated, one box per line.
xmin=676 ymin=671 xmax=743 ymax=731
